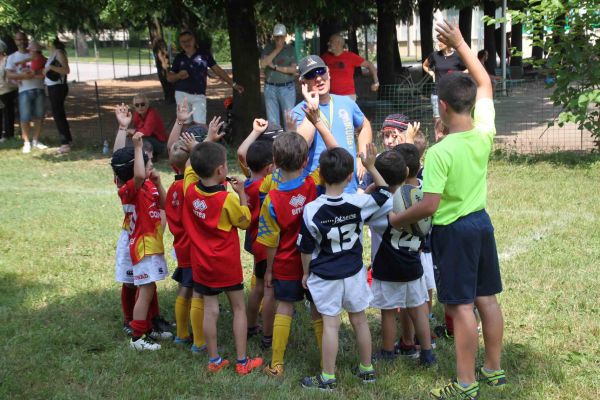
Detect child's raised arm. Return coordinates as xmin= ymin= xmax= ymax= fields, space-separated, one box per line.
xmin=166 ymin=97 xmax=194 ymax=152
xmin=114 ymin=103 xmax=132 ymax=152
xmin=359 ymin=143 xmax=387 ymax=187
xmin=237 ymin=118 xmax=268 ymax=168
xmin=435 ymin=20 xmax=492 ymax=101
xmin=132 ymin=132 xmax=146 ymax=189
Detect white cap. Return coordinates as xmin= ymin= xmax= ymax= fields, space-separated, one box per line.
xmin=273 ymin=23 xmax=287 ymax=37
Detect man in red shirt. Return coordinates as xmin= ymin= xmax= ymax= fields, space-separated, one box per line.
xmin=321 ymin=33 xmax=379 ymax=100
xmin=132 ymin=93 xmax=167 ymax=159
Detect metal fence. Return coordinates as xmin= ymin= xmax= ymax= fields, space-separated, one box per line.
xmin=355 ymin=71 xmax=596 ymax=153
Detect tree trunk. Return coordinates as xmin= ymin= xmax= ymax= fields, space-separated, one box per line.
xmin=483 ymin=0 xmax=497 ymax=74
xmin=418 ymin=0 xmax=434 ymax=65
xmin=531 ymin=29 xmax=544 ymax=60
xmin=347 ymin=24 xmax=362 ymax=77
xmin=75 ymin=30 xmax=89 ymax=57
xmin=318 ymin=18 xmax=342 ymax=55
xmin=392 ymin=26 xmax=402 ymax=72
xmin=147 ymin=15 xmax=175 ymax=103
xmin=225 ymin=0 xmax=261 ymax=145
xmin=459 ymin=7 xmax=472 ymax=48
xmin=510 ymin=22 xmax=522 ymax=67
xmin=377 ymin=0 xmax=398 ymax=85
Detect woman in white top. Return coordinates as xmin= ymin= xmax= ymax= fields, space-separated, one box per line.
xmin=44 ymin=37 xmax=72 ymax=154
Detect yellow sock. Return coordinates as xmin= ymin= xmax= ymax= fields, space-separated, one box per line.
xmin=271 ymin=314 xmax=292 ymax=366
xmin=312 ymin=318 xmax=324 ymax=367
xmin=190 ymin=297 xmax=205 ymax=348
xmin=175 ymin=296 xmax=191 ymax=339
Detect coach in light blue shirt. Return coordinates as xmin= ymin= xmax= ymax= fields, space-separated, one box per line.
xmin=293 ymin=55 xmax=373 ymax=193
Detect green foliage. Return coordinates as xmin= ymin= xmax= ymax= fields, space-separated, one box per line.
xmin=509 ymin=1 xmax=600 ymax=139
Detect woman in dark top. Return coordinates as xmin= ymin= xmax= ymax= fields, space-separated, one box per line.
xmin=422 ymin=41 xmax=467 ymax=123
xmin=44 ymin=37 xmax=72 ymax=154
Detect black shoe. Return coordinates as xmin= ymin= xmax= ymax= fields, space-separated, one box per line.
xmin=152 ymin=315 xmax=173 ymax=333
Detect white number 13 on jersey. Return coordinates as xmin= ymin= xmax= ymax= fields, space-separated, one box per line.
xmin=327 ymin=223 xmax=359 ymax=253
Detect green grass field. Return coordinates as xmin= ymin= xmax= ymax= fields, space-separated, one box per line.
xmin=0 ymin=145 xmax=599 ymax=399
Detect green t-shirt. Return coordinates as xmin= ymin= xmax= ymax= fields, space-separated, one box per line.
xmin=422 ymin=99 xmax=496 ymax=226
xmin=261 ymin=42 xmax=297 ymax=84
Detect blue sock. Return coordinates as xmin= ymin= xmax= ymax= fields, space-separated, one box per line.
xmin=209 ymin=356 xmax=222 ymax=364
xmin=237 ymin=356 xmax=248 ymax=365
xmin=458 ymin=381 xmax=476 ymax=389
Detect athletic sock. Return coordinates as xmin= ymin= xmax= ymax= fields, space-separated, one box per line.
xmin=190 ymin=297 xmax=206 ymax=348
xmin=209 ymin=356 xmax=222 ymax=365
xmin=458 ymin=381 xmax=478 ymax=389
xmin=121 ymin=285 xmax=136 ymax=324
xmin=237 ymin=357 xmax=248 ymax=365
xmin=271 ymin=314 xmax=292 ymax=366
xmin=445 ymin=311 xmax=454 ymax=335
xmin=130 ymin=319 xmax=150 ymax=338
xmin=359 ymin=362 xmax=374 ymax=372
xmin=175 ymin=296 xmax=191 ymax=339
xmin=321 ymin=372 xmax=335 ymax=381
xmin=261 ymin=335 xmax=272 ymax=348
xmin=312 ymin=318 xmax=324 ymax=367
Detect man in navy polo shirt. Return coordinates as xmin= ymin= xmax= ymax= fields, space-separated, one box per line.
xmin=168 ymin=31 xmax=243 ymax=124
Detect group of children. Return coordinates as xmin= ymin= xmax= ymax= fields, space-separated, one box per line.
xmin=110 ymin=21 xmax=505 ymax=399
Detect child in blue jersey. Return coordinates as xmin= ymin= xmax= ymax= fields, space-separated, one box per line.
xmin=297 ymin=144 xmax=389 ymax=390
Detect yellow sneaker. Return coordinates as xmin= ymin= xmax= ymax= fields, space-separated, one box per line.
xmin=264 ymin=363 xmax=284 ymax=378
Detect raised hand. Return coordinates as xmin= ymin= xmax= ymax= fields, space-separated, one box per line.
xmin=179 ymin=131 xmax=198 ymax=152
xmin=252 ymin=118 xmax=268 ymax=134
xmin=359 ymin=142 xmax=378 ymax=170
xmin=206 ymin=116 xmax=226 ymax=142
xmin=176 ymin=97 xmax=194 ymax=123
xmin=132 ymin=131 xmax=144 ymax=148
xmin=115 ymin=103 xmax=132 ymax=128
xmin=302 ymin=103 xmax=321 ymax=127
xmin=405 ymin=122 xmax=421 ymax=144
xmin=284 ymin=109 xmax=298 ymax=130
xmin=301 ymin=83 xmax=319 ymax=110
xmin=435 ymin=20 xmax=465 ymax=50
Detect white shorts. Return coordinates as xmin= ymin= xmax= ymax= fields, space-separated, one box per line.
xmin=133 ymin=254 xmax=168 ymax=286
xmin=420 ymin=252 xmax=436 ymax=291
xmin=175 ymin=91 xmax=206 ymax=124
xmin=308 ymin=267 xmax=373 ymax=317
xmin=370 ymin=276 xmax=429 ymax=309
xmin=115 ymin=230 xmax=134 ymax=284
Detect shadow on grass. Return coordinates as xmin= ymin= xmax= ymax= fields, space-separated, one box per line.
xmin=492 ymin=148 xmax=600 ymax=168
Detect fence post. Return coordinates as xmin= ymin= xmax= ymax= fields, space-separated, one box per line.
xmin=94 ymin=81 xmax=104 ymax=147
xmin=138 ymin=37 xmax=142 ymax=76
xmin=73 ymin=35 xmax=81 ymax=82
xmin=126 ymin=30 xmax=130 ymax=78
xmin=111 ymin=34 xmax=116 ymax=79
xmin=93 ymin=36 xmax=99 ymax=80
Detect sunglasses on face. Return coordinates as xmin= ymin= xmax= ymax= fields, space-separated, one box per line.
xmin=303 ymin=67 xmax=327 ymax=80
xmin=134 ymin=102 xmax=146 ymax=108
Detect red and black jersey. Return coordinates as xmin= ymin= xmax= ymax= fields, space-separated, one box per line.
xmin=165 ymin=174 xmax=190 ymax=268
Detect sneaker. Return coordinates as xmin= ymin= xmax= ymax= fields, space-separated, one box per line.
xmin=263 ymin=363 xmax=284 ymax=378
xmin=477 ymin=367 xmax=507 ymax=388
xmin=173 ymin=336 xmax=193 ymax=345
xmin=56 ymin=144 xmax=71 ymax=154
xmin=190 ymin=344 xmax=207 ymax=353
xmin=22 ymin=141 xmax=31 ymax=154
xmin=235 ymin=356 xmax=263 ymax=375
xmin=32 ymin=140 xmax=48 ymax=150
xmin=372 ymin=349 xmax=398 ymax=362
xmin=300 ymin=374 xmax=337 ymax=391
xmin=259 ymin=336 xmax=272 ymax=350
xmin=352 ymin=366 xmax=376 ymax=383
xmin=122 ymin=322 xmax=133 ymax=337
xmin=430 ymin=380 xmax=479 ymax=400
xmin=130 ymin=335 xmax=161 ymax=351
xmin=152 ymin=316 xmax=174 ymax=333
xmin=395 ymin=341 xmax=420 ymax=359
xmin=148 ymin=329 xmax=174 ymax=341
xmin=208 ymin=358 xmax=230 ymax=373
xmin=434 ymin=324 xmax=453 ymax=339
xmin=247 ymin=325 xmax=262 ymax=338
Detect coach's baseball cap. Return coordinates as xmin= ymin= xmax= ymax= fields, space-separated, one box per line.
xmin=297 ymin=55 xmax=327 ymax=78
xmin=382 ymin=114 xmax=410 ymax=131
xmin=273 ymin=24 xmax=287 ymax=37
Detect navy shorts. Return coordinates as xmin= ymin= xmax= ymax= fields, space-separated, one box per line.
xmin=431 ymin=209 xmax=502 ymax=305
xmin=171 ymin=267 xmax=193 ymax=288
xmin=193 ymin=282 xmax=244 ymax=296
xmin=273 ymin=279 xmax=313 ymax=303
xmin=254 ymin=260 xmax=267 ymax=279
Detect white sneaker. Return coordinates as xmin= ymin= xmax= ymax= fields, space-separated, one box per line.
xmin=130 ymin=335 xmax=161 ymax=351
xmin=22 ymin=141 xmax=31 ymax=154
xmin=149 ymin=329 xmax=174 ymax=341
xmin=32 ymin=140 xmax=48 ymax=150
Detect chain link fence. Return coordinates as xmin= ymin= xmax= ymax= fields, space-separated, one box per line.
xmin=355 ymin=71 xmax=596 ymax=153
